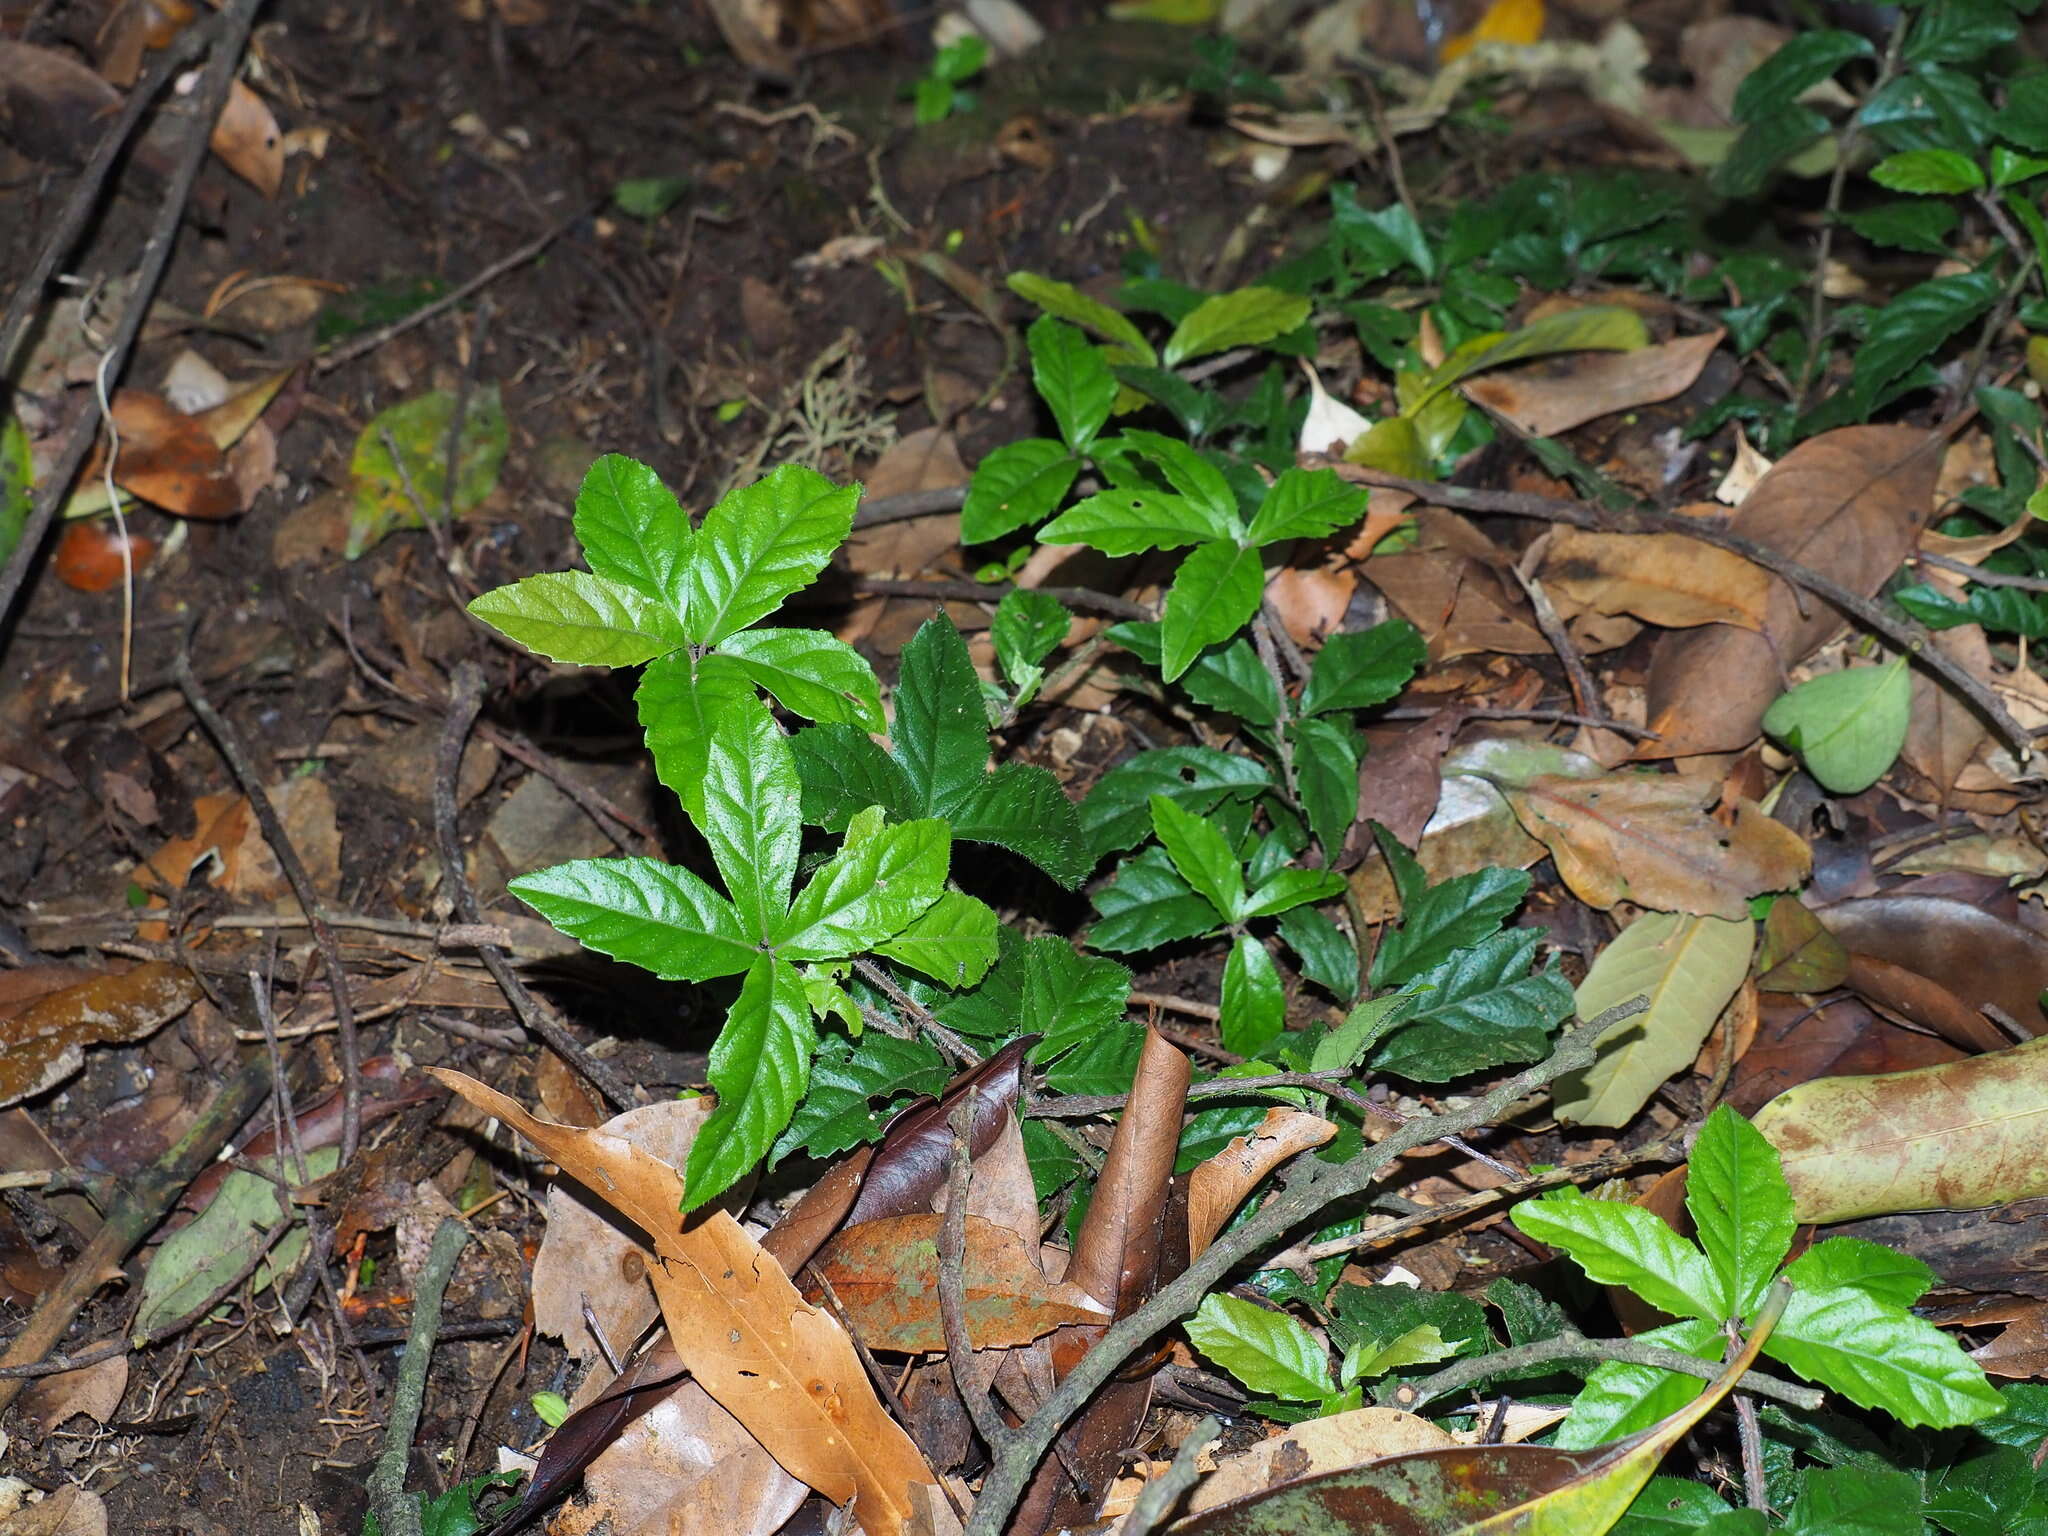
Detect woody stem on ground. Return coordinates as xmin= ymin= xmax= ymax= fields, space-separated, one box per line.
xmin=960 ymin=995 xmax=1651 ymax=1536
xmin=366 ymin=1217 xmax=470 ymax=1536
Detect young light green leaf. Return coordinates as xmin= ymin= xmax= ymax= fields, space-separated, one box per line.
xmin=1766 ymin=1284 xmax=2002 ymax=1428
xmin=685 ymin=955 xmax=815 ymax=1208
xmin=637 ymin=652 xmax=758 ymax=825
xmin=1122 ymin=429 xmax=1243 ymax=539
xmin=1039 ymin=486 xmax=1235 ymax=556
xmin=1163 ymin=287 xmax=1313 ymax=369
xmin=1089 ymin=845 xmax=1225 ymax=952
xmin=715 ymin=627 xmax=885 ymax=732
xmin=874 ymin=889 xmax=1001 ymax=988
xmin=700 ymin=697 xmax=801 ymax=941
xmin=1310 ymin=989 xmax=1415 ymax=1074
xmin=791 ymin=721 xmax=916 ymax=832
xmin=1870 ymin=148 xmax=1986 ymax=194
xmin=1511 ymin=1186 xmax=1724 ymax=1322
xmin=1371 ymin=865 xmax=1531 ymax=987
xmin=1688 ymin=1106 xmax=1797 ymax=1318
xmin=1244 ymin=467 xmax=1369 ymax=547
xmin=1078 ymin=746 xmax=1272 ymax=856
xmin=1007 ymin=272 xmax=1157 ymax=364
xmin=1552 ymin=913 xmax=1754 ymax=1128
xmin=950 ymin=762 xmax=1091 ymax=890
xmin=1371 ymin=929 xmax=1573 ymax=1081
xmin=0 ymin=414 xmax=31 ymax=570
xmin=1301 ymin=622 xmax=1427 ymax=716
xmin=774 ymin=811 xmax=950 ymax=959
xmin=1853 ymin=271 xmax=2000 ymax=407
xmin=347 ymin=387 xmax=508 ymax=558
xmin=1762 ymin=658 xmax=1911 ymax=795
xmin=1557 ymin=1317 xmax=1723 ymax=1451
xmin=1028 ymin=316 xmax=1116 ymax=452
xmin=1186 ymin=1292 xmax=1334 ymax=1401
xmin=772 ymin=1031 xmax=949 ymax=1163
xmin=682 ymin=463 xmax=858 ymax=646
xmin=468 ymin=571 xmax=687 ymax=667
xmin=1221 ymin=933 xmax=1285 ymax=1057
xmin=1783 ymin=1238 xmax=1935 ymax=1309
xmin=572 ymin=452 xmax=692 ymax=608
xmin=1150 ymin=794 xmax=1246 ymax=923
xmin=893 ymin=614 xmax=992 ymax=817
xmin=992 ymin=589 xmax=1071 ymax=689
xmin=1161 ymin=541 xmax=1266 ymax=682
xmin=1731 ymin=28 xmax=1874 ymax=121
xmin=509 ymin=857 xmax=754 ymax=982
xmin=1343 ymin=1324 xmax=1455 ymax=1382
xmin=1243 ymin=868 xmax=1347 ymax=921
xmin=960 ymin=438 xmax=1081 ymax=544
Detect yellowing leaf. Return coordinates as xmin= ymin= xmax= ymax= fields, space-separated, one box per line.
xmin=1553 ymin=913 xmax=1754 ymax=1128
xmin=1441 ymin=0 xmax=1544 ymax=62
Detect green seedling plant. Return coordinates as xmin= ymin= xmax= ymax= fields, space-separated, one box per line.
xmin=912 ymin=34 xmax=987 ymax=125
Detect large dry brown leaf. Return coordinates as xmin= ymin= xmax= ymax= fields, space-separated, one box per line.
xmin=1502 ymin=773 xmax=1811 ymax=917
xmin=1541 ymin=526 xmax=1770 ymax=631
xmin=429 ymin=1070 xmax=934 ymax=1536
xmin=1818 ymin=895 xmax=2048 ymax=1037
xmin=0 ymin=961 xmax=201 ymax=1110
xmin=1640 ymin=425 xmax=1941 ymax=757
xmin=1462 ymin=330 xmax=1724 ymax=437
xmin=809 ymin=1213 xmax=1108 ymax=1352
xmin=1185 ymin=1109 xmax=1336 ymax=1262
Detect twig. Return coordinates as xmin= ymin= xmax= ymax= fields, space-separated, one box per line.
xmin=1379 ymin=705 xmax=1661 ymax=740
xmin=849 ymin=577 xmax=1154 ymax=623
xmin=1511 ymin=539 xmax=1600 ymax=720
xmin=940 ymin=1101 xmax=1010 ymax=1452
xmin=1382 ymin=1327 xmax=1823 ymax=1415
xmin=436 ymin=663 xmax=637 ymax=1109
xmin=474 ymin=721 xmax=662 ymax=852
xmin=852 ymin=486 xmax=969 ymax=529
xmin=959 ymin=997 xmax=1650 ymax=1536
xmin=0 ymin=0 xmax=265 ymax=628
xmin=175 ymin=630 xmax=363 ymax=1164
xmin=365 ymin=1217 xmax=471 ymax=1536
xmin=1122 ymin=1415 xmax=1221 ymax=1536
xmin=1127 ymin=991 xmax=1220 ymax=1022
xmin=852 ymin=955 xmax=981 ymax=1065
xmin=1913 ymin=550 xmax=2048 ymax=592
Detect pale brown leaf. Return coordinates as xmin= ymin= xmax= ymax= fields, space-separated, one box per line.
xmin=1185 ymin=1109 xmax=1336 ymax=1261
xmin=1542 ymin=527 xmax=1769 ymax=631
xmin=1462 ymin=330 xmax=1723 ymax=437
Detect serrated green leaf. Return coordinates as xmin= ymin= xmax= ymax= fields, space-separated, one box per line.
xmin=682 ymin=463 xmax=857 ymax=645
xmin=960 ymin=438 xmax=1082 ymax=544
xmin=1612 ymin=1473 xmax=1733 ymax=1536
xmin=1842 ymin=200 xmax=1960 ymax=255
xmin=1512 ymin=1185 xmax=1723 ymax=1321
xmin=510 ymin=856 xmax=753 ymax=982
xmin=1853 ymin=270 xmax=2001 ymax=407
xmin=1311 ymin=989 xmax=1414 ymax=1073
xmin=1078 ymin=746 xmax=1271 ymax=856
xmin=1291 ymin=715 xmax=1362 ymax=859
xmin=1278 ymin=905 xmax=1359 ymax=1000
xmin=773 ymin=1031 xmax=949 ymax=1163
xmin=572 ymin=452 xmax=692 ymax=608
xmin=1780 ymin=1466 xmax=1923 ymax=1536
xmin=1151 ymin=794 xmax=1246 ymax=923
xmin=1767 ymin=1284 xmax=2001 ymax=1428
xmin=1688 ymin=1106 xmax=1797 ymax=1318
xmin=791 ymin=721 xmax=916 ymax=831
xmin=700 ymin=696 xmax=801 ymax=939
xmin=1344 ymin=1324 xmax=1454 ymax=1381
xmin=1783 ymin=1238 xmax=1934 ymax=1309
xmin=1991 ymin=145 xmax=2048 ymax=189
xmin=1039 ymin=486 xmax=1233 ymax=555
xmin=992 ymin=589 xmax=1071 ymax=689
xmin=468 ymin=571 xmax=687 ymax=667
xmin=874 ymin=889 xmax=1001 ymax=988
xmin=1557 ymin=1317 xmax=1722 ymax=1451
xmin=1999 ymin=74 xmax=2048 ymax=154
xmin=1762 ymin=658 xmax=1911 ymax=795
xmin=1244 ymin=467 xmax=1369 ymax=547
xmin=1186 ymin=1292 xmax=1334 ymax=1401
xmin=1161 ymin=541 xmax=1265 ymax=682
xmin=1301 ymin=622 xmax=1427 ymax=716
xmin=950 ymin=762 xmax=1091 ymax=889
xmin=1732 ymin=29 xmax=1874 ymax=121
xmin=1090 ymin=844 xmax=1224 ymax=952
xmin=1371 ymin=928 xmax=1573 ymax=1081
xmin=1108 ymin=625 xmax=1280 ymax=726
xmin=1113 ymin=365 xmax=1227 ymax=438
xmin=774 ymin=810 xmax=949 ymax=958
xmin=937 ymin=928 xmax=1131 ymax=1052
xmin=716 ymin=627 xmax=885 ymax=732
xmin=1905 ymin=0 xmax=2017 ymax=67
xmin=1028 ymin=316 xmax=1116 ymax=453
xmin=685 ymin=955 xmax=814 ymax=1208
xmin=1371 ymin=865 xmax=1532 ymax=987
xmin=1122 ymin=429 xmax=1242 ymax=537
xmin=1553 ymin=913 xmax=1755 ymax=1129
xmin=894 ymin=614 xmax=993 ymax=817
xmin=637 ymin=652 xmax=758 ymax=825
xmin=1243 ymin=868 xmax=1347 ymax=920
xmin=1328 ymin=1283 xmax=1491 ymax=1360
xmin=1007 ymin=272 xmax=1157 ymax=365
xmin=1164 ymin=287 xmax=1313 ymax=369
xmin=1716 ymin=107 xmax=1834 ymax=199
xmin=1870 ymin=148 xmax=1986 ymax=194
xmin=1222 ymin=934 xmax=1285 ymax=1057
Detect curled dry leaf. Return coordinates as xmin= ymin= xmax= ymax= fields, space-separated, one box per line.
xmin=52 ymin=522 xmax=157 ymax=593
xmin=1754 ymin=1035 xmax=2048 ymax=1223
xmin=207 ymin=79 xmax=282 ymax=196
xmin=1185 ymin=1109 xmax=1336 ymax=1261
xmin=808 ymin=1213 xmax=1109 ymax=1352
xmin=1461 ymin=329 xmax=1724 ymax=437
xmin=428 ymin=1069 xmax=936 ymax=1536
xmin=0 ymin=961 xmax=201 ymax=1110
xmin=1642 ymin=425 xmax=1941 ymax=758
xmin=1167 ymin=1407 xmax=1456 ymax=1521
xmin=1540 ymin=526 xmax=1769 ymax=632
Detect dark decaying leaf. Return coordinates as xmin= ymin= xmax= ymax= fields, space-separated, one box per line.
xmin=848 ymin=1036 xmax=1033 ymax=1225
xmin=1844 ymin=953 xmax=2009 ymax=1054
xmin=1818 ymin=896 xmax=2048 ymax=1038
xmin=1345 ymin=707 xmax=1471 ymax=861
xmin=1754 ymin=896 xmax=1849 ymax=992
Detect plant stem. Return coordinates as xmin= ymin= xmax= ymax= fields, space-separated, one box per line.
xmin=366 ymin=1217 xmax=472 ymax=1536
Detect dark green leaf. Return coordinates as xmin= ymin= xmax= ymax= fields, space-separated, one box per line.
xmin=1372 ymin=928 xmax=1573 ymax=1081
xmin=1107 ymin=624 xmax=1280 ymax=726
xmin=1490 ymin=1276 xmax=1570 ymax=1346
xmin=1371 ymin=866 xmax=1533 ymax=988
xmin=1007 ymin=272 xmax=1157 ymax=364
xmin=1039 ymin=486 xmax=1232 ymax=556
xmin=572 ymin=452 xmax=691 ymax=607
xmin=1161 ymin=542 xmax=1266 ymax=682
xmin=1221 ymin=934 xmax=1285 ymax=1057
xmin=960 ymin=439 xmax=1082 ymax=544
xmin=1716 ymin=107 xmax=1833 ymax=199
xmin=1022 ymin=1118 xmax=1084 ymax=1198
xmin=1089 ymin=844 xmax=1224 ymax=952
xmin=1113 ymin=365 xmax=1227 ymax=438
xmin=1896 ymin=580 xmax=2048 ymax=637
xmin=1853 ymin=271 xmax=2001 ymax=406
xmin=1328 ymin=1282 xmax=1490 ymax=1358
xmin=1078 ymin=746 xmax=1271 ymax=856
xmin=1292 ymin=715 xmax=1362 ymax=859
xmin=937 ymin=929 xmax=1131 ymax=1057
xmin=773 ymin=1032 xmax=948 ymax=1162
xmin=510 ymin=856 xmax=753 ymax=982
xmin=685 ymin=956 xmax=815 ymax=1208
xmin=1301 ymin=622 xmax=1427 ymax=716
xmin=1779 ymin=1466 xmax=1924 ymax=1536
xmin=950 ymin=762 xmax=1091 ymax=888
xmin=992 ymin=589 xmax=1071 ymax=688
xmin=682 ymin=463 xmax=857 ymax=646
xmin=1028 ymin=316 xmax=1116 ymax=452
xmin=1843 ymin=200 xmax=1960 ymax=255
xmin=894 ymin=614 xmax=992 ymax=817
xmin=791 ymin=722 xmax=915 ymax=831
xmin=1277 ymin=905 xmax=1360 ymax=1000
xmin=1123 ymin=429 xmax=1242 ymax=536
xmin=1733 ymin=30 xmax=1874 ymax=121
xmin=1613 ymin=1475 xmax=1735 ymax=1536
xmin=1151 ymin=794 xmax=1246 ymax=923
xmin=1999 ymin=73 xmax=2048 ymax=154
xmin=1905 ymin=0 xmax=2018 ymax=67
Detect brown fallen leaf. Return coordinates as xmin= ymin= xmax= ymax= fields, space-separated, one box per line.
xmin=1347 ymin=772 xmax=1547 ymax=923
xmin=1346 ymin=706 xmax=1471 ymax=859
xmin=1462 ymin=329 xmax=1724 ymax=437
xmin=1845 ymin=952 xmax=2009 ymax=1055
xmin=429 ymin=1070 xmax=936 ymax=1536
xmin=18 ymin=1355 xmax=126 ymax=1433
xmin=1541 ymin=526 xmax=1769 ymax=631
xmin=0 ymin=961 xmax=202 ymax=1110
xmin=1753 ymin=895 xmax=1849 ymax=993
xmin=1818 ymin=894 xmax=2048 ymax=1037
xmin=1500 ymin=772 xmax=1811 ymax=918
xmin=809 ymin=1213 xmax=1108 ymax=1352
xmin=210 ymin=79 xmax=282 ymax=197
xmin=0 ymin=1484 xmax=108 ymax=1536
xmin=1641 ymin=425 xmax=1941 ymax=757
xmin=1185 ymin=1109 xmax=1336 ymax=1261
